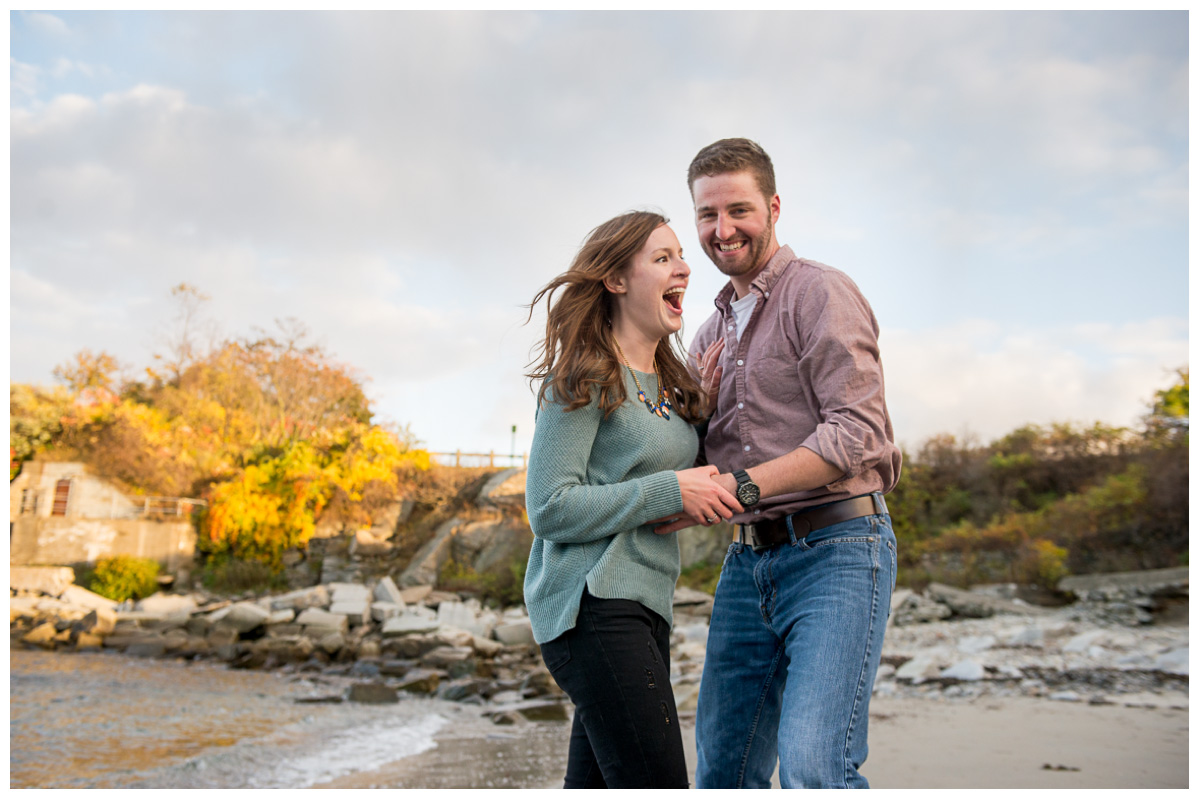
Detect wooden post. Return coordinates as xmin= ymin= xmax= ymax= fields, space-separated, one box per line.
xmin=489 ymin=450 xmax=495 ymax=467
xmin=455 ymin=449 xmax=461 ymax=468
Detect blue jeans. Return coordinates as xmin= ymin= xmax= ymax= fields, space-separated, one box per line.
xmin=695 ymin=512 xmax=897 ymax=788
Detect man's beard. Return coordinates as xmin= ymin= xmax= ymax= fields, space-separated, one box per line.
xmin=704 ymin=215 xmax=774 ymax=278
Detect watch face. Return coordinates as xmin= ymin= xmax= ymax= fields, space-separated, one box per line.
xmin=737 ymin=482 xmax=760 ymax=506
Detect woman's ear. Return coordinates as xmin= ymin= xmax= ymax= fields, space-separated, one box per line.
xmin=603 ymin=273 xmax=627 ymax=294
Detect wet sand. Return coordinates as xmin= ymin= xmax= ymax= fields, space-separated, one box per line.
xmin=322 ymin=693 xmax=1189 ymax=789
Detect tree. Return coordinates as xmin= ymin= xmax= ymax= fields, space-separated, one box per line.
xmin=52 ymin=349 xmax=123 ymax=394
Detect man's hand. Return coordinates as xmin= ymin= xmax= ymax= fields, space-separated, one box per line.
xmin=648 ymin=466 xmax=742 ymax=535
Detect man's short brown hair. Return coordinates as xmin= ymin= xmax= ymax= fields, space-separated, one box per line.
xmin=687 ymin=138 xmax=777 ymax=203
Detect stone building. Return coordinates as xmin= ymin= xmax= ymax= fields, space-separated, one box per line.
xmin=9 ymin=461 xmax=198 ymax=574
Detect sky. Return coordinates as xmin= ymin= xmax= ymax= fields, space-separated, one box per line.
xmin=9 ymin=10 xmax=1190 ymax=461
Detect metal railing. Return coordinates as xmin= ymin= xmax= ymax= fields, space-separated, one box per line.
xmin=429 ymin=451 xmax=528 ymax=469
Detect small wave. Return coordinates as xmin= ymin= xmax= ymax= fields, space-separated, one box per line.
xmin=250 ymin=713 xmax=449 ymax=788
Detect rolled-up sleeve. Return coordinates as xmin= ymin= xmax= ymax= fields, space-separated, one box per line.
xmin=796 ymin=271 xmax=892 ymax=485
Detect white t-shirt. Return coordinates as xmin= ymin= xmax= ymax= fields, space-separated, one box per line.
xmin=729 ymin=291 xmax=759 ymax=340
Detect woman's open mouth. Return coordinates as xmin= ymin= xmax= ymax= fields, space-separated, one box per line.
xmin=663 ymin=287 xmax=685 ymax=314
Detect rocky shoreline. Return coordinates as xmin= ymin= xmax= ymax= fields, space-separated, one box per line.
xmin=10 ymin=565 xmax=1189 ymax=725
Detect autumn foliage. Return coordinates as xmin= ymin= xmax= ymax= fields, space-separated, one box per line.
xmin=11 ymin=301 xmax=431 ymax=568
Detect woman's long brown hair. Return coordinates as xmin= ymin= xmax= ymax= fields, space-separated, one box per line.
xmin=525 ymin=210 xmax=706 ymax=423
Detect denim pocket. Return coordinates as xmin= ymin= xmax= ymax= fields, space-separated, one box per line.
xmin=539 ymin=634 xmax=572 ymax=673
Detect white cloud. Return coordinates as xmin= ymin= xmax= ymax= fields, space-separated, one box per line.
xmin=23 ymin=11 xmax=70 ymax=37
xmin=883 ymin=318 xmax=1188 ymax=449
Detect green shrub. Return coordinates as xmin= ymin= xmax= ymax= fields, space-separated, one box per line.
xmin=201 ymin=555 xmax=282 ymax=595
xmin=88 ymin=555 xmax=161 ymax=602
xmin=678 ymin=562 xmax=723 ymax=596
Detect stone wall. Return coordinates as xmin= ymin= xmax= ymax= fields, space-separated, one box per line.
xmin=10 ymin=517 xmax=196 ymax=573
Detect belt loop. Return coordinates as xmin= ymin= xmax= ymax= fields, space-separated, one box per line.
xmin=737 ymin=525 xmax=747 ymax=546
xmin=784 ymin=514 xmax=799 ymax=546
xmin=872 ymin=492 xmax=888 ymax=516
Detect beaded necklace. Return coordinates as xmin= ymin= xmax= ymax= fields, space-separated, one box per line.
xmin=613 ymin=340 xmax=672 ymax=420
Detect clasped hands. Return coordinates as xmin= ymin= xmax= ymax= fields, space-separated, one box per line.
xmin=648 ymin=465 xmax=741 ymax=535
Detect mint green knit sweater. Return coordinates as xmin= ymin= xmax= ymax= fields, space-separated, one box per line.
xmin=523 ymin=369 xmax=699 ymax=644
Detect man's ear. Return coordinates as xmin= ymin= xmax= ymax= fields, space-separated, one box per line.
xmin=603 ymin=273 xmax=627 ymax=294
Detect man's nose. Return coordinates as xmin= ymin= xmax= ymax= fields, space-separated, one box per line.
xmin=715 ymin=214 xmax=736 ymax=240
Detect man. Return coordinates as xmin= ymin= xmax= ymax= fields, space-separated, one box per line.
xmin=670 ymin=138 xmax=902 ymax=788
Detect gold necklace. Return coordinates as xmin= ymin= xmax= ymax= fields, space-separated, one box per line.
xmin=613 ymin=340 xmax=672 ymax=420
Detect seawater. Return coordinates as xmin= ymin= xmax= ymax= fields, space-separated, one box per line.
xmin=9 ymin=648 xmax=455 ymax=789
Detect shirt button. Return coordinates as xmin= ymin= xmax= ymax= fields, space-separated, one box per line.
xmin=744 ymin=445 xmax=750 ymax=451
xmin=753 ymin=509 xmax=761 ymax=515
xmin=737 ymin=359 xmax=744 ymax=366
xmin=727 ymin=325 xmax=734 ymax=331
xmin=765 ymin=291 xmax=770 ymax=297
xmin=738 ymin=402 xmax=744 ymax=409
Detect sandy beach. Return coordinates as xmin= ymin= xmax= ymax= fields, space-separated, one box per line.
xmin=311 ymin=691 xmax=1189 ymax=790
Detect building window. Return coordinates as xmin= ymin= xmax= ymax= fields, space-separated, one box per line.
xmin=51 ymin=480 xmax=72 ymax=517
xmin=20 ymin=489 xmax=39 ymax=515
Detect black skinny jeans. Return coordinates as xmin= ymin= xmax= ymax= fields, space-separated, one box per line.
xmin=539 ymin=589 xmax=689 ymax=789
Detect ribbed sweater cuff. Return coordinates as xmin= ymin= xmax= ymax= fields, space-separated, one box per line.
xmin=640 ymin=470 xmax=682 ymax=520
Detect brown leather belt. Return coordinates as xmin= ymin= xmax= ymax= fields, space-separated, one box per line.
xmin=738 ymin=493 xmax=888 ymax=551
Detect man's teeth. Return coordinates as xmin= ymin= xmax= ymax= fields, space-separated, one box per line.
xmin=718 ymin=242 xmax=745 ymax=252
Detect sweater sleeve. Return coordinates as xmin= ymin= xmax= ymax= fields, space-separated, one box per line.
xmin=525 ymin=395 xmax=683 ymax=545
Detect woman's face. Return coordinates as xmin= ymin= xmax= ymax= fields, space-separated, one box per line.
xmin=608 ymin=224 xmax=691 ymax=342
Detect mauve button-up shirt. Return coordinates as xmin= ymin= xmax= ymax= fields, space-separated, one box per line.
xmin=690 ymin=245 xmax=902 ymax=525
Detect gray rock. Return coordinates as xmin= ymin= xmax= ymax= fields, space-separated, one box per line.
xmin=476 ymin=468 xmax=523 ymax=505
xmin=295 ymin=608 xmax=349 ymax=634
xmin=11 ymin=566 xmax=76 ymax=596
xmin=267 ymin=608 xmax=296 ymax=625
xmin=59 ymin=585 xmax=119 ymax=612
xmin=892 ymin=591 xmax=952 ymax=625
xmin=219 ymin=602 xmax=271 ymax=633
xmin=926 ymin=583 xmax=1032 ymax=618
xmin=517 ymin=701 xmax=570 ymax=722
xmin=373 ymin=576 xmax=406 ymax=607
xmin=941 ymin=659 xmax=986 ymax=681
xmin=348 ymin=681 xmax=399 ymax=704
xmin=126 ymin=640 xmax=168 ymax=659
xmin=329 ymin=600 xmax=370 ymax=626
xmin=269 ymin=586 xmax=331 ymax=612
xmin=136 ymin=594 xmax=198 ymax=616
xmin=957 ymin=635 xmax=996 ymax=654
xmin=421 ymin=646 xmax=476 ymax=678
xmin=329 ymin=583 xmax=371 ymax=604
xmin=895 ymin=655 xmax=944 ymax=684
xmin=493 ymin=619 xmax=535 ymax=646
xmin=1059 ymin=567 xmax=1189 ymax=600
xmin=317 ymin=631 xmax=346 ymax=654
xmin=398 ymin=518 xmax=461 ymax=588
xmin=371 ymin=602 xmax=405 ymax=622
xmin=396 ymin=669 xmax=442 ymax=694
xmin=381 ymin=614 xmax=440 ymax=637
xmin=399 ymin=585 xmax=434 ymax=605
xmin=1153 ymin=647 xmax=1189 ymax=675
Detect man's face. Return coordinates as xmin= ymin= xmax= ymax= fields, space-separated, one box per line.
xmin=692 ymin=170 xmax=780 ymax=281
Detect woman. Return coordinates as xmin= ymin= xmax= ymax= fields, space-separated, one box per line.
xmin=523 ymin=210 xmax=740 ymax=789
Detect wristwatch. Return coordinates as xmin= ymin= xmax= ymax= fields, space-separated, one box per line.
xmin=733 ymin=469 xmax=760 ymax=507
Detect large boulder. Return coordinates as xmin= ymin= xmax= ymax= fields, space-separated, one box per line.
xmin=925 ymin=583 xmax=1035 ymax=618
xmin=398 ymin=518 xmax=461 ymax=588
xmin=11 ymin=566 xmax=76 ymax=596
xmin=59 ymin=585 xmax=118 ymax=612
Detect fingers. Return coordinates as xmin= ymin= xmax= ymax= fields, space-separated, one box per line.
xmin=653 ymin=517 xmax=701 ymax=536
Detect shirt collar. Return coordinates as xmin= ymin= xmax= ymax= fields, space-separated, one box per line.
xmin=713 ymin=244 xmax=796 ymax=312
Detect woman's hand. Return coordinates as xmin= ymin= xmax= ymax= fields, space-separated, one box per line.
xmin=647 ymin=465 xmax=742 ymax=535
xmin=697 ymin=338 xmax=725 ymax=417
